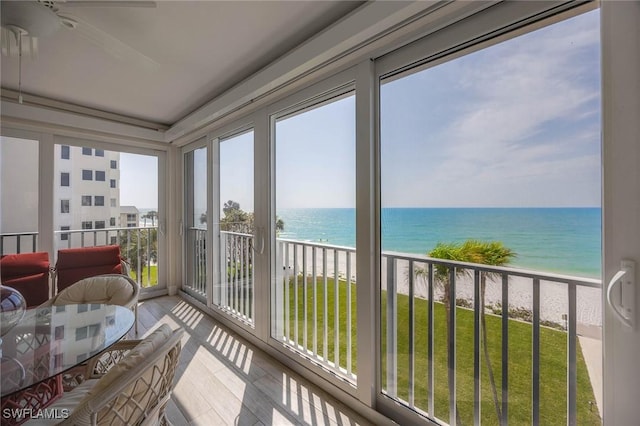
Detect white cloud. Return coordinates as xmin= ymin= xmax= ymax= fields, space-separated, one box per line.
xmin=404 ymin=10 xmax=602 ymax=207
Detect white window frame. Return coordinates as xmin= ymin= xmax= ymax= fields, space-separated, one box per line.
xmin=264 ymin=67 xmax=359 ymax=395
xmin=601 ymin=2 xmax=640 ymax=425
xmin=54 ymin=135 xmax=169 ymax=298
xmin=208 ymin=120 xmax=256 ymax=328
xmin=373 ymin=1 xmax=599 ymax=423
xmin=181 ymin=137 xmax=209 ymax=304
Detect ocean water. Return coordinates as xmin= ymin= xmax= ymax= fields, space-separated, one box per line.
xmin=277 ymin=208 xmax=601 ymax=278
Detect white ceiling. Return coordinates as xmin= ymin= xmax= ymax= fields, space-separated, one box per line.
xmin=0 ymin=1 xmax=363 ymax=126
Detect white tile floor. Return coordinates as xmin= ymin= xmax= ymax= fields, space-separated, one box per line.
xmin=132 ymin=296 xmax=372 ymax=426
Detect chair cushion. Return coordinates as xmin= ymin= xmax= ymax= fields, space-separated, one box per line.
xmin=56 ymin=246 xmax=121 ymax=269
xmin=0 ymin=253 xmax=50 ymax=307
xmin=56 ymin=246 xmax=123 ymax=292
xmin=1 ymin=252 xmax=50 ymax=277
xmin=51 ymin=275 xmax=135 ymax=307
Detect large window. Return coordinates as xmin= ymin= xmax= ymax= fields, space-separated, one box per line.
xmin=60 ymin=226 xmax=70 ymax=241
xmin=1 ymin=136 xmax=39 ymax=254
xmin=214 ymin=130 xmax=254 ymax=323
xmin=378 ymin=9 xmax=601 ymax=425
xmin=54 ymin=144 xmax=161 ymax=290
xmin=184 ymin=145 xmax=207 ymax=299
xmin=61 ymin=145 xmax=70 ymax=159
xmin=272 ymin=89 xmax=356 ymax=380
xmin=61 ymin=199 xmax=70 ymax=213
xmin=61 ymin=173 xmax=70 ymax=187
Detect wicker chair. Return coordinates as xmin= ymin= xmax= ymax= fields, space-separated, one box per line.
xmin=42 ymin=324 xmax=183 ymax=426
xmin=40 ymin=274 xmax=140 ymax=334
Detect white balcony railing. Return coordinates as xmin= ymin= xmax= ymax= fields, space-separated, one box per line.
xmin=0 ymin=231 xmax=38 ymax=255
xmin=183 ymin=229 xmax=256 ymax=325
xmin=183 ymin=231 xmax=601 ymax=424
xmin=185 ymin=227 xmax=207 ymax=296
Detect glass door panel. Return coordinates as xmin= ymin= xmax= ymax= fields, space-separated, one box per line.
xmin=52 ymin=144 xmax=162 ymax=290
xmin=0 ymin=136 xmax=39 ymax=255
xmin=184 ymin=146 xmax=208 ymax=299
xmin=214 ymin=130 xmax=255 ymax=325
xmin=379 ymin=10 xmax=601 ymax=425
xmin=271 ymin=92 xmax=357 ymax=381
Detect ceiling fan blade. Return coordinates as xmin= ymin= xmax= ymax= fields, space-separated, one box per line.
xmin=59 ymin=13 xmax=159 ymax=71
xmin=61 ymin=1 xmax=156 ymax=8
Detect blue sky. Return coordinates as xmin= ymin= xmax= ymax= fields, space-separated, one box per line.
xmin=189 ymin=9 xmax=601 ymax=213
xmin=381 ymin=9 xmax=601 ymax=208
xmin=220 ymin=131 xmax=254 ymax=211
xmin=120 ymin=152 xmax=158 ymax=208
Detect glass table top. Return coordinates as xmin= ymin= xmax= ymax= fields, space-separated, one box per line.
xmin=0 ymin=304 xmax=134 ymax=397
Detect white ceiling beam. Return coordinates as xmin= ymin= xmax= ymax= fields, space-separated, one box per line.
xmin=1 ymin=100 xmax=167 ymax=147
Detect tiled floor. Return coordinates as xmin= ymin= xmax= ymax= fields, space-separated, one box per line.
xmin=132 ymin=296 xmax=372 ymax=426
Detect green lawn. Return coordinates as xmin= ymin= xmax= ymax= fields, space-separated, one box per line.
xmin=130 ymin=265 xmax=158 ymax=288
xmin=282 ymin=276 xmax=600 ymax=425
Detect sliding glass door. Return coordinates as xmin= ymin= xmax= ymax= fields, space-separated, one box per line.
xmin=184 ymin=144 xmax=208 ymax=300
xmin=270 ymin=80 xmax=357 ymax=382
xmin=214 ymin=129 xmax=255 ymax=325
xmin=377 ymin=6 xmax=601 ymax=425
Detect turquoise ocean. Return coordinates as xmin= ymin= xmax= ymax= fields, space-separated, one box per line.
xmin=277 ymin=208 xmax=601 ymax=279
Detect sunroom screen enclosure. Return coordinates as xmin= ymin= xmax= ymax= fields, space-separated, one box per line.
xmin=179 ymin=4 xmax=604 ymax=425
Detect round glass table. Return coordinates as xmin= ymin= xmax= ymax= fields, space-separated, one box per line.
xmin=0 ymin=304 xmax=135 ymax=398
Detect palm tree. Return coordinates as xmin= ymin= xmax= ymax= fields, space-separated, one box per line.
xmin=146 ymin=210 xmax=158 ymax=227
xmin=119 ymin=228 xmax=158 ymax=279
xmin=418 ymin=240 xmax=515 ymax=425
xmin=460 ymin=240 xmax=515 ymax=423
xmin=419 ymin=242 xmax=469 ymax=425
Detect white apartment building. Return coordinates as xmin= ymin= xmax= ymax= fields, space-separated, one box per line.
xmin=119 ymin=206 xmax=139 ymax=228
xmin=53 ymin=145 xmax=120 ymax=252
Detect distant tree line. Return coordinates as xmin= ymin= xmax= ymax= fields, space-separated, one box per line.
xmin=199 ymin=200 xmax=284 ymax=234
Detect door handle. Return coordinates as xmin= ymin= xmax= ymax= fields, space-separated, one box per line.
xmin=606 ymin=260 xmax=635 ymax=328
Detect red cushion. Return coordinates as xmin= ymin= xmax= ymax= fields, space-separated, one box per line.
xmin=56 ymin=245 xmax=122 ymax=270
xmin=0 ymin=252 xmax=50 ymax=278
xmin=55 ymin=245 xmax=123 ymax=292
xmin=1 ymin=252 xmax=50 ymax=307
